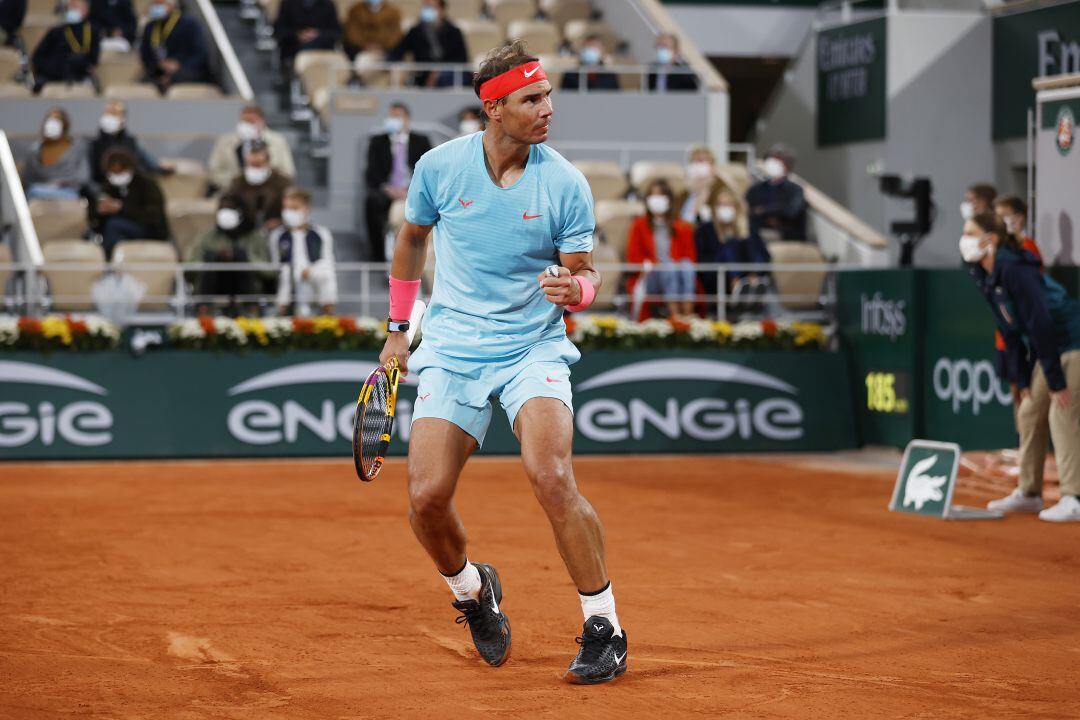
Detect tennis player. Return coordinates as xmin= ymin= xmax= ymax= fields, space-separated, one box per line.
xmin=377 ymin=40 xmax=626 ymax=684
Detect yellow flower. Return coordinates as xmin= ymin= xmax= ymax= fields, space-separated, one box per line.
xmin=712 ymin=321 xmax=733 ymax=339
xmin=41 ymin=316 xmax=73 ymax=345
xmin=313 ymin=315 xmax=345 ymax=337
xmin=237 ymin=317 xmax=269 ymax=346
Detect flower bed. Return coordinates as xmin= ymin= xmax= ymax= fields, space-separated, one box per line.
xmin=0 ymin=315 xmax=121 ymax=351
xmin=167 ymin=316 xmax=387 ymax=351
xmin=567 ymin=316 xmax=827 ymax=351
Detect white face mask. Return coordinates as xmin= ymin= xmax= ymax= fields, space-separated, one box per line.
xmin=384 ymin=116 xmax=405 ymax=135
xmin=99 ymin=113 xmax=124 ymax=135
xmin=237 ymin=121 xmax=261 ymax=141
xmin=244 ymin=165 xmax=271 ymax=185
xmin=960 ymin=201 xmax=974 ymax=221
xmin=107 ymin=171 xmax=133 ymax=187
xmin=65 ymin=8 xmax=84 ymax=24
xmin=43 ymin=117 xmax=64 ymax=140
xmin=282 ymin=208 xmax=308 ymax=229
xmin=763 ymin=157 xmax=786 ymax=180
xmin=687 ymin=161 xmax=712 ymax=181
xmin=419 ymin=4 xmax=438 ymax=23
xmin=959 ymin=234 xmax=988 ymax=263
xmin=655 ymin=47 xmax=673 ymax=65
xmin=716 ymin=205 xmax=737 ymax=224
xmin=459 ymin=119 xmax=481 ymax=135
xmin=216 ymin=208 xmax=241 ymax=230
xmin=646 ymin=194 xmax=670 ymax=216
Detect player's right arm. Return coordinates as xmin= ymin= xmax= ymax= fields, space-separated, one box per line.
xmin=379 ymin=220 xmax=433 ymax=374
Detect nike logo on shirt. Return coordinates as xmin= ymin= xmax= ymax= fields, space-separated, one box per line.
xmin=523 ymin=212 xmax=542 ymax=220
xmin=546 ymin=376 xmax=562 ymax=384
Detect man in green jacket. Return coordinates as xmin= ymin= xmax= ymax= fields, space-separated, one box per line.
xmin=90 ymin=147 xmax=170 ymax=260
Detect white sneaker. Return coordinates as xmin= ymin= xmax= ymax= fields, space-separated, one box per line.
xmin=987 ymin=488 xmax=1044 ymax=514
xmin=1038 ymin=495 xmax=1080 ymax=522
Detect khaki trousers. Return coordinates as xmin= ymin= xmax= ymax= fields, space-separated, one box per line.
xmin=1018 ymin=349 xmax=1080 ymax=496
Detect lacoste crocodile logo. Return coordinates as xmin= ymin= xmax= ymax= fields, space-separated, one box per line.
xmin=903 ymin=456 xmax=948 ymax=511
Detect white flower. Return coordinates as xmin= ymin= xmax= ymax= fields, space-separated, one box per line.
xmin=263 ymin=318 xmax=293 ymax=339
xmin=169 ymin=319 xmax=205 ymax=341
xmin=732 ymin=321 xmax=763 ymax=341
xmin=82 ymin=315 xmax=121 ymax=340
xmin=687 ymin=318 xmax=715 ymax=342
xmin=0 ymin=317 xmax=18 ymax=345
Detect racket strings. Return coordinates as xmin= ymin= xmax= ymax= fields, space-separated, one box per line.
xmin=359 ymin=372 xmax=393 ymax=475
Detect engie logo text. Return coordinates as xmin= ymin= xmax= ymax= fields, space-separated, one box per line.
xmin=0 ymin=361 xmax=113 ymax=448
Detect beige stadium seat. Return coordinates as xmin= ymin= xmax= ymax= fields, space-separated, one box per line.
xmin=0 ymin=83 xmax=32 ymax=98
xmin=104 ymin=82 xmax=159 ymax=99
xmin=445 ymin=0 xmax=483 ymax=20
xmin=112 ymin=240 xmax=179 ymax=310
xmin=29 ymin=197 xmax=87 ymax=243
xmin=505 ymin=19 xmax=559 ymax=54
xmin=534 ymin=53 xmax=574 ymax=87
xmin=96 ymin=50 xmax=143 ymax=88
xmin=354 ymin=50 xmax=390 ymax=88
xmin=457 ymin=19 xmax=502 ymax=58
xmin=488 ymin=0 xmax=535 ymax=29
xmin=166 ymin=199 xmax=217 ymax=258
xmin=260 ymin=0 xmax=282 ymax=22
xmin=0 ymin=242 xmax=11 ymax=298
xmin=395 ymin=0 xmax=422 ymax=16
xmin=157 ymin=157 xmax=208 ymax=201
xmin=767 ymin=241 xmax=827 ymax=310
xmin=630 ymin=160 xmax=685 ymax=198
xmin=539 ymin=0 xmax=590 ymax=27
xmin=333 ymin=0 xmax=353 ymax=22
xmin=20 ymin=15 xmax=54 ymax=55
xmin=590 ymin=240 xmax=619 ymax=310
xmin=43 ymin=240 xmax=106 ymax=311
xmin=716 ymin=162 xmax=753 ymax=197
xmin=0 ymin=47 xmax=21 ymax=82
xmin=295 ymin=49 xmax=346 ymax=101
xmin=609 ymin=52 xmax=640 ymax=91
xmin=594 ymin=198 xmax=642 ymax=260
xmin=563 ymin=19 xmax=616 ymax=52
xmin=165 ymin=83 xmax=224 ymax=99
xmin=134 ymin=0 xmax=154 ymax=17
xmin=573 ymin=160 xmax=626 ymax=201
xmin=26 ymin=0 xmax=57 ymax=14
xmin=39 ymin=82 xmax=96 ymax=98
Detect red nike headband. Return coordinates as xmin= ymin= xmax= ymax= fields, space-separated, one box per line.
xmin=478 ymin=61 xmax=548 ymax=102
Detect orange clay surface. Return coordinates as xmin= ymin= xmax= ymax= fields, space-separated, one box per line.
xmin=1 ymin=455 xmax=1078 ymax=719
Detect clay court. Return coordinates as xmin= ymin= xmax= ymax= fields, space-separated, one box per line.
xmin=1 ymin=455 xmax=1077 ymax=719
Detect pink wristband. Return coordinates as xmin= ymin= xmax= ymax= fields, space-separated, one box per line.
xmin=388 ymin=277 xmax=421 ymax=320
xmin=566 ymin=276 xmax=596 ymax=313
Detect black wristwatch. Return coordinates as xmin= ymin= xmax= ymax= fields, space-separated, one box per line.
xmin=386 ymin=318 xmax=410 ymax=333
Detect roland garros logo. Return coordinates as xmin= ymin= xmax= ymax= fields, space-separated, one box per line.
xmin=574 ymin=359 xmax=804 ymax=442
xmin=0 ymin=361 xmax=113 ymax=447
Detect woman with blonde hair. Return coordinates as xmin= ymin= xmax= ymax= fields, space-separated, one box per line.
xmin=693 ymin=187 xmax=769 ymax=309
xmin=680 ymin=144 xmax=733 ymax=225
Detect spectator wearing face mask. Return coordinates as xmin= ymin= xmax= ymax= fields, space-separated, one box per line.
xmin=387 ymin=0 xmax=467 ymax=88
xmin=960 ymin=182 xmax=996 ymax=222
xmin=270 ymin=187 xmax=337 ymax=316
xmin=88 ymin=147 xmax=169 ymax=259
xmin=343 ymin=0 xmax=401 ymax=60
xmin=208 ymin=106 xmax=295 ymax=193
xmin=456 ymin=106 xmax=483 ymax=136
xmin=561 ymin=34 xmax=618 ymax=92
xmin=139 ymin=0 xmax=211 ymax=93
xmin=680 ymin=144 xmax=733 ymax=225
xmin=90 ymin=0 xmax=136 ymax=46
xmin=186 ymin=194 xmax=272 ymax=316
xmin=226 ymin=141 xmax=291 ymax=231
xmin=746 ymin=143 xmax=806 ymax=243
xmin=627 ymin=179 xmax=698 ymax=319
xmin=364 ymin=102 xmax=431 ymax=261
xmin=648 ymin=33 xmax=698 ymax=93
xmin=693 ymin=188 xmax=767 ymax=305
xmin=30 ymin=0 xmax=100 ymax=92
xmin=0 ymin=0 xmax=28 ymax=47
xmin=88 ymin=100 xmax=172 ymax=186
xmin=22 ymin=107 xmax=90 ymax=201
xmin=273 ymin=0 xmax=341 ymax=67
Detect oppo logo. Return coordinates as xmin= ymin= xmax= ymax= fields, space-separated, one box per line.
xmin=574 ymin=359 xmax=804 ymax=443
xmin=0 ymin=362 xmax=113 ymax=447
xmin=932 ymin=357 xmax=1012 ymax=415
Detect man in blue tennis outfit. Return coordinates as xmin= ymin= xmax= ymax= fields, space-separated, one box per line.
xmin=378 ymin=40 xmax=627 ymax=685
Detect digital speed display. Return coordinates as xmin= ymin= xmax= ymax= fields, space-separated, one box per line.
xmin=865 ymin=371 xmax=910 ymax=414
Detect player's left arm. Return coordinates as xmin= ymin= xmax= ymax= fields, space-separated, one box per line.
xmin=538 ymin=251 xmax=601 ymax=307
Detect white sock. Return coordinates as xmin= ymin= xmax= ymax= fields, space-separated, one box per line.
xmin=579 ymin=582 xmax=622 ymax=638
xmin=442 ymin=560 xmax=481 ymax=602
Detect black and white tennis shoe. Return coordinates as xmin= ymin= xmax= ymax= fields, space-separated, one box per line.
xmin=451 ymin=562 xmax=511 ymax=666
xmin=564 ymin=615 xmax=627 ymax=684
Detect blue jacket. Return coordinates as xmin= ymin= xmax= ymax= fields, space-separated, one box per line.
xmin=968 ymin=245 xmax=1080 ymax=391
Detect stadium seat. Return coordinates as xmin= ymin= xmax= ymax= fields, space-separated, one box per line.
xmin=767 ymin=241 xmax=827 ymax=310
xmin=134 ymin=0 xmax=154 ymax=17
xmin=332 ymin=0 xmax=352 ymax=22
xmin=295 ymin=49 xmax=346 ymax=105
xmin=538 ymin=0 xmax=591 ymax=27
xmin=166 ymin=199 xmax=217 ymax=259
xmin=610 ymin=52 xmax=641 ymax=91
xmin=354 ymin=50 xmax=390 ymax=88
xmin=96 ymin=50 xmax=143 ymax=89
xmin=40 ymin=82 xmax=96 ymax=99
xmin=445 ymin=0 xmax=483 ymax=20
xmin=457 ymin=19 xmax=502 ymax=58
xmin=26 ymin=0 xmax=57 ymax=14
xmin=563 ymin=19 xmax=616 ymax=52
xmin=259 ymin=0 xmax=282 ymax=23
xmin=104 ymin=83 xmax=159 ymax=99
xmin=0 ymin=241 xmax=11 ymax=299
xmin=488 ymin=0 xmax=536 ymax=30
xmin=19 ymin=15 xmax=53 ymax=55
xmin=29 ymin=197 xmax=87 ymax=244
xmin=395 ymin=0 xmax=422 ymax=16
xmin=630 ymin=160 xmax=685 ymax=198
xmin=156 ymin=158 xmax=208 ymax=201
xmin=590 ymin=240 xmax=619 ymax=310
xmin=42 ymin=240 xmax=106 ymax=312
xmin=0 ymin=83 xmax=32 ymax=98
xmin=593 ymin=198 xmax=642 ymax=259
xmin=112 ymin=240 xmax=179 ymax=310
xmin=505 ymin=19 xmax=559 ymax=55
xmin=573 ymin=160 xmax=627 ymax=201
xmin=533 ymin=53 xmax=575 ymax=87
xmin=0 ymin=47 xmax=21 ymax=82
xmin=716 ymin=162 xmax=753 ymax=197
xmin=165 ymin=83 xmax=224 ymax=99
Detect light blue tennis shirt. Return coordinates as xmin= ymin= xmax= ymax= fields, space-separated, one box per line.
xmin=405 ymin=132 xmax=595 ymax=360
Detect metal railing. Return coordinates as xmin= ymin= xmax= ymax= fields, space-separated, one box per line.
xmin=0 ymin=130 xmax=44 ymax=304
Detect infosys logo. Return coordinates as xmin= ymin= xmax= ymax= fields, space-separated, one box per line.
xmin=574 ymin=359 xmax=804 ymax=442
xmin=0 ymin=361 xmax=113 ymax=447
xmin=226 ymin=361 xmax=414 ymax=445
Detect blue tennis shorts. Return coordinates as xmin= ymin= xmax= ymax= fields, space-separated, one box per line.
xmin=409 ymin=338 xmax=580 ymax=447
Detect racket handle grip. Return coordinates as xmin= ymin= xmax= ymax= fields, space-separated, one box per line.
xmin=545 ymin=265 xmax=560 ymax=278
